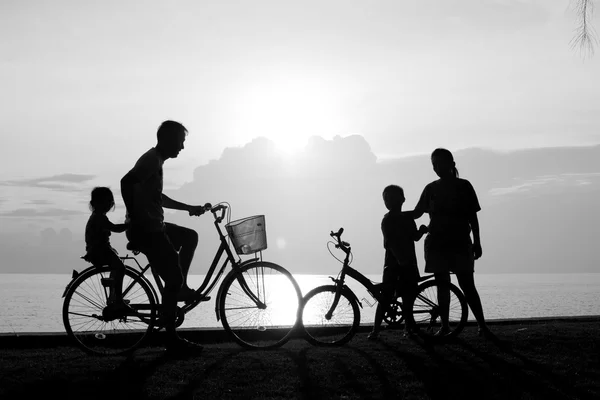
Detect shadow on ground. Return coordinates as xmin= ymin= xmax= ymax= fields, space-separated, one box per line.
xmin=0 ymin=321 xmax=598 ymax=399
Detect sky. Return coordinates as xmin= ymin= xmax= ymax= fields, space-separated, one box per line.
xmin=0 ymin=0 xmax=599 ymax=274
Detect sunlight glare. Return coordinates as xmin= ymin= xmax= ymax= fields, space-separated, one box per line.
xmin=232 ymin=78 xmax=343 ymax=155
xmin=276 ymin=237 xmax=287 ymax=249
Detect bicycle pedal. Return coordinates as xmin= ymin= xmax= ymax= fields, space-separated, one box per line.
xmin=182 ymin=295 xmax=211 ymax=305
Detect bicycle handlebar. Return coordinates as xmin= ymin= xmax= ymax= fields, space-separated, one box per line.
xmin=210 ymin=203 xmax=228 ymax=223
xmin=330 ymin=227 xmax=351 ymax=252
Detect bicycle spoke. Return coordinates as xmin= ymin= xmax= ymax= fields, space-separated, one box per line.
xmin=220 ymin=262 xmax=301 ymax=348
xmin=63 ymin=267 xmax=156 ymax=356
xmin=301 ymin=286 xmax=360 ymax=346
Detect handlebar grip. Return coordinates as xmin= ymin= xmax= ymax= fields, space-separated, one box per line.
xmin=211 ymin=204 xmax=227 ymax=213
xmin=210 ymin=204 xmax=227 ymax=223
xmin=330 ymin=227 xmax=344 ymax=238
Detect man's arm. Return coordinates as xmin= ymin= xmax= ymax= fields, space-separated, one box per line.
xmin=162 ymin=194 xmax=207 ymax=216
xmin=162 ymin=194 xmax=192 ymax=212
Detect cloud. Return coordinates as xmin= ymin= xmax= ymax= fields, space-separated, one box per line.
xmin=27 ymin=199 xmax=54 ymax=205
xmin=488 ymin=173 xmax=600 ymax=196
xmin=0 ymin=208 xmax=86 ymax=218
xmin=169 ymin=138 xmax=600 ymax=275
xmin=0 ymin=173 xmax=96 ymax=192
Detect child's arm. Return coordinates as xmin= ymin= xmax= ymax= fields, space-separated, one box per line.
xmin=108 ymin=221 xmax=128 ymax=233
xmin=413 ymin=224 xmax=428 ymax=242
xmin=103 ymin=216 xmax=128 ymax=233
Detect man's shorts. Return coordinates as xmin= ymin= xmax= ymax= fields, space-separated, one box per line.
xmin=126 ymin=225 xmax=182 ymax=288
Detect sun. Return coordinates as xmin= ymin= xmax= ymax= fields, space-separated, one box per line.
xmin=231 ymin=77 xmax=344 ymax=154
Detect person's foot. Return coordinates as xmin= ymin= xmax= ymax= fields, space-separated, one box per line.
xmin=107 ymin=298 xmax=131 ymax=306
xmin=103 ymin=301 xmax=135 ymax=320
xmin=404 ymin=325 xmax=420 ymax=338
xmin=165 ymin=337 xmax=204 ymax=356
xmin=177 ymin=287 xmax=197 ymax=303
xmin=367 ymin=331 xmax=379 ymax=340
xmin=478 ymin=325 xmax=496 ymax=340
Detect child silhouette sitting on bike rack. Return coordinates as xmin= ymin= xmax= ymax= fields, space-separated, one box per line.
xmin=83 ymin=187 xmax=131 ymax=314
xmin=368 ymin=184 xmax=428 ymax=340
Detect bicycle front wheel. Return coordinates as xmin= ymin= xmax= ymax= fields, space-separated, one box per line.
xmin=410 ymin=279 xmax=468 ymax=340
xmin=219 ymin=261 xmax=302 ymax=349
xmin=301 ymin=285 xmax=360 ymax=346
xmin=62 ymin=266 xmax=157 ymax=356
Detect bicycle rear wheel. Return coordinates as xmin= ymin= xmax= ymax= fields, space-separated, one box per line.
xmin=301 ymin=285 xmax=360 ymax=346
xmin=62 ymin=266 xmax=157 ymax=355
xmin=219 ymin=261 xmax=302 ymax=349
xmin=410 ymin=279 xmax=468 ymax=340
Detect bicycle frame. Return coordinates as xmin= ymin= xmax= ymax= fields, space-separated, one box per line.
xmin=324 ymin=228 xmax=437 ymax=320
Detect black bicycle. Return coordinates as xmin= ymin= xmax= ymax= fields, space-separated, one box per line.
xmin=62 ymin=203 xmax=302 ymax=355
xmin=300 ymin=228 xmax=468 ymax=346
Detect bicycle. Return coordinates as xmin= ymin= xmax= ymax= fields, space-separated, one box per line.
xmin=62 ymin=203 xmax=303 ymax=355
xmin=299 ymin=228 xmax=468 ymax=346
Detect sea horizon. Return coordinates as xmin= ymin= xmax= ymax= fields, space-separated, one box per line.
xmin=2 ymin=272 xmax=600 ymax=334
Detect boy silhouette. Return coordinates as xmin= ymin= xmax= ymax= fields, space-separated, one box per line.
xmin=368 ymin=184 xmax=427 ymax=340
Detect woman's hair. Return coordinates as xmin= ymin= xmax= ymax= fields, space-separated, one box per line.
xmin=89 ymin=187 xmax=115 ymax=213
xmin=382 ymin=184 xmax=404 ymax=201
xmin=431 ymin=148 xmax=459 ymax=178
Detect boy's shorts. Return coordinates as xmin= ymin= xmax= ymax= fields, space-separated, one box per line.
xmin=382 ymin=264 xmax=419 ymax=297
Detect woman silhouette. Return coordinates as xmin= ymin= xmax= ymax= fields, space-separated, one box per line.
xmin=413 ymin=148 xmax=493 ymax=338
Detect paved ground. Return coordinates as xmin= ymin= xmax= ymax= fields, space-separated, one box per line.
xmin=1 ymin=318 xmax=599 ymax=399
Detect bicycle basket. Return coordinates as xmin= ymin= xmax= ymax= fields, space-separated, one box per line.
xmin=225 ymin=215 xmax=267 ymax=255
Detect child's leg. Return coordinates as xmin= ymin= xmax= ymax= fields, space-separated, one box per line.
xmin=399 ymin=266 xmax=419 ymax=331
xmin=370 ymin=267 xmax=396 ymax=336
xmin=401 ymin=285 xmax=417 ymax=331
xmin=107 ymin=251 xmax=126 ymax=303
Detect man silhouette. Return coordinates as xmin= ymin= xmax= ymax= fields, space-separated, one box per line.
xmin=121 ymin=120 xmax=208 ymax=353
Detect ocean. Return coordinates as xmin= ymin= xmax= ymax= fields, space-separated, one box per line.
xmin=1 ymin=273 xmax=599 ymax=334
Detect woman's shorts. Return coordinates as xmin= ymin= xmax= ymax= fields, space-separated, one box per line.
xmin=424 ymin=236 xmax=474 ymax=274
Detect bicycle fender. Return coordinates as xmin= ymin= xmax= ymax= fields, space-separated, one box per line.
xmin=61 ymin=265 xmax=108 ymax=298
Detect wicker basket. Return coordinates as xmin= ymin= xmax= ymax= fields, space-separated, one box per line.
xmin=225 ymin=215 xmax=267 ymax=255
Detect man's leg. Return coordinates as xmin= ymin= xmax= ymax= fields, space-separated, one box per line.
xmin=106 ymin=250 xmax=126 ymax=304
xmin=165 ymin=222 xmax=199 ymax=294
xmin=141 ymin=231 xmax=185 ymax=342
xmin=145 ymin=234 xmax=204 ymax=352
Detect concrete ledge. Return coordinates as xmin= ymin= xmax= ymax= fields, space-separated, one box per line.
xmin=2 ymin=315 xmax=599 ymax=349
